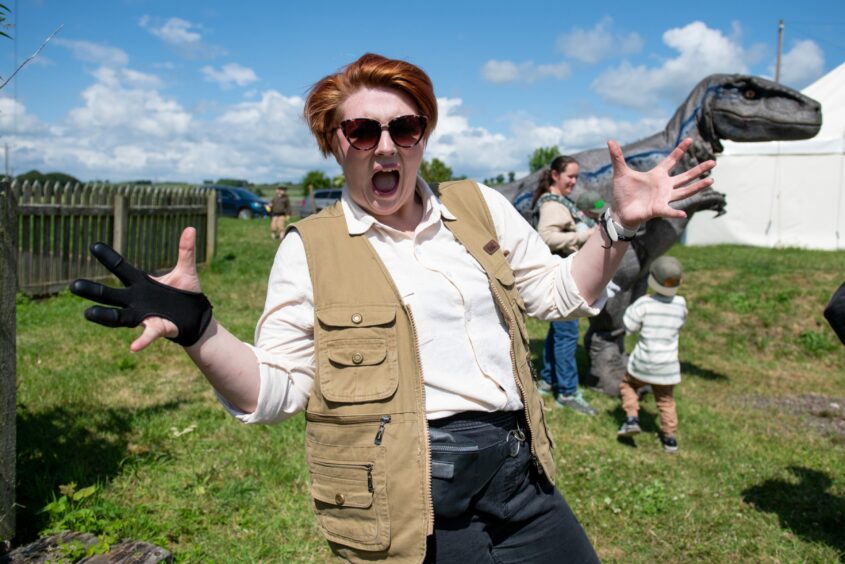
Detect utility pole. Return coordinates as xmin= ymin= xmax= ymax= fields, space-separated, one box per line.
xmin=775 ymin=19 xmax=784 ymax=83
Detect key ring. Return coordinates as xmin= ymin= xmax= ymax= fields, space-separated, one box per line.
xmin=507 ymin=428 xmax=526 ymax=457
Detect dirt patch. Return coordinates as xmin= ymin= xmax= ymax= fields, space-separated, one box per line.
xmin=741 ymin=394 xmax=845 ymax=438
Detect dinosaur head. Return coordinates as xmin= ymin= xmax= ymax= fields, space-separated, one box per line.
xmin=697 ymin=74 xmax=822 ymax=149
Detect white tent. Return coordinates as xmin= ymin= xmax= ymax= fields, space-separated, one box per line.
xmin=685 ymin=62 xmax=845 ymax=250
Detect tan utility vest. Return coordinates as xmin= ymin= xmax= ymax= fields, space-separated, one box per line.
xmin=292 ymin=180 xmax=556 ymax=563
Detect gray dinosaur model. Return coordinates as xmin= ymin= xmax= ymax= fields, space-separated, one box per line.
xmin=498 ymin=74 xmax=822 ymax=396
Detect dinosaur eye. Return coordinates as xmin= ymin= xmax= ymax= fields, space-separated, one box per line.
xmin=743 ymin=89 xmax=757 ymax=100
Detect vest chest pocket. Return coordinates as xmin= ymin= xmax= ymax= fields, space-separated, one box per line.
xmin=315 ymin=305 xmax=398 ymax=403
xmin=308 ymin=444 xmax=390 ymax=551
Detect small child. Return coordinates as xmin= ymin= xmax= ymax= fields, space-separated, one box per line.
xmin=616 ymin=256 xmax=688 ymax=453
xmin=574 ymin=190 xmax=608 ymax=233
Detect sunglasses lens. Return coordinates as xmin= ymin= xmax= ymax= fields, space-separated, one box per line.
xmin=389 ymin=115 xmax=426 ymax=147
xmin=342 ymin=119 xmax=381 ymax=150
xmin=341 ymin=115 xmax=427 ymax=150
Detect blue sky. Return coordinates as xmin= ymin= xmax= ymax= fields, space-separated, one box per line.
xmin=1 ymin=0 xmax=843 ymax=183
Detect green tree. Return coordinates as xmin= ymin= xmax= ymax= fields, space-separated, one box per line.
xmin=528 ymin=146 xmax=561 ymax=173
xmin=495 ymin=174 xmax=505 ymax=185
xmin=17 ymin=170 xmax=81 ymax=185
xmin=508 ymin=171 xmax=515 ymax=183
xmin=302 ymin=170 xmax=331 ymax=189
xmin=419 ymin=158 xmax=453 ymax=184
xmin=332 ymin=174 xmax=345 ymax=188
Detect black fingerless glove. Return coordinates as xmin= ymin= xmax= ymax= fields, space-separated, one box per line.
xmin=70 ymin=242 xmax=213 ymax=347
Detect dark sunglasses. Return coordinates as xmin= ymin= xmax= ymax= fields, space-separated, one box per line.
xmin=338 ymin=114 xmax=428 ymax=151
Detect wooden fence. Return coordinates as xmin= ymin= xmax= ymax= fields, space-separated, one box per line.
xmin=0 ymin=179 xmax=16 ymax=543
xmin=11 ymin=181 xmax=217 ymax=296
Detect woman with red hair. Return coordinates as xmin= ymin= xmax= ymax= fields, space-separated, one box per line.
xmin=72 ymin=53 xmax=715 ymax=562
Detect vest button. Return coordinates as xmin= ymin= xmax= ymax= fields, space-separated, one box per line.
xmin=351 ymin=352 xmax=364 ymax=364
xmin=335 ymin=493 xmax=345 ymax=506
xmin=351 ymin=313 xmax=363 ymax=324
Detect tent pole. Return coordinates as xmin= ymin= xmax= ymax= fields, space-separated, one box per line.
xmin=775 ymin=20 xmax=784 ymax=83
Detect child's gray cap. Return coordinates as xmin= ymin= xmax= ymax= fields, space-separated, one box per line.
xmin=648 ymin=256 xmax=683 ymax=296
xmin=575 ymin=190 xmax=609 ymax=215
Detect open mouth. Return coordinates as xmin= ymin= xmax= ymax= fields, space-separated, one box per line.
xmin=372 ymin=170 xmax=400 ymax=196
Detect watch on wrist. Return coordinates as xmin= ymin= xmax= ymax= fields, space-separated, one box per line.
xmin=600 ymin=208 xmax=638 ymax=242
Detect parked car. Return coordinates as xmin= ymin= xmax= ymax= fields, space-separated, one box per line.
xmin=208 ymin=186 xmax=270 ymax=219
xmin=299 ymin=188 xmax=342 ymax=217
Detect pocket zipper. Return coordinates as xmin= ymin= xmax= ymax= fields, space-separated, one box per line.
xmin=429 ymin=443 xmax=480 ymax=453
xmin=374 ymin=415 xmax=391 ymax=446
xmin=304 ymin=412 xmax=392 ymax=447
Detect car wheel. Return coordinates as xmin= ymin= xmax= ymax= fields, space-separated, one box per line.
xmin=237 ymin=208 xmax=253 ymax=220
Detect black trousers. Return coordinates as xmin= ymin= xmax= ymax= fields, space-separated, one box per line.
xmin=424 ymin=411 xmax=600 ymax=564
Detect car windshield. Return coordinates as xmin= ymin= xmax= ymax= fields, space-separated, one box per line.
xmin=233 ymin=187 xmax=262 ymax=200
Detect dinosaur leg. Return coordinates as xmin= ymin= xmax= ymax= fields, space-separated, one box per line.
xmin=585 ymin=253 xmax=650 ymax=397
xmin=584 ymin=328 xmax=626 ymax=397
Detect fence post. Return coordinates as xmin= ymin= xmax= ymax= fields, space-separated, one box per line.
xmin=0 ymin=179 xmax=17 ymax=544
xmin=206 ymin=191 xmax=216 ymax=264
xmin=113 ymin=193 xmax=129 ymax=255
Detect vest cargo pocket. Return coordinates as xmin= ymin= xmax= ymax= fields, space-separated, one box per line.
xmin=315 ymin=305 xmax=398 ymax=403
xmin=308 ymin=444 xmax=390 ymax=551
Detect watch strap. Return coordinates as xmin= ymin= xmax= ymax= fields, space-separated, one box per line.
xmin=600 ymin=208 xmax=638 ymax=242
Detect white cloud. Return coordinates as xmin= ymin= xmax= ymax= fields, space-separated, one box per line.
xmin=201 ymin=63 xmax=259 ymax=88
xmin=0 ymin=97 xmax=50 ymax=135
xmin=140 ymin=16 xmax=201 ymax=46
xmin=556 ymin=17 xmax=644 ymax=64
xmin=481 ymin=60 xmax=571 ymax=84
xmin=776 ymin=40 xmax=824 ymax=87
xmin=591 ymin=21 xmax=753 ymax=109
xmin=55 ymin=38 xmax=129 ymax=67
xmin=67 ymin=72 xmax=191 ymax=139
xmin=139 ymin=15 xmax=225 ymax=59
xmin=557 ymin=115 xmax=666 ymax=149
xmin=1 ymin=62 xmax=326 ymax=182
xmin=426 ymin=97 xmax=665 ymax=180
xmin=427 ymin=97 xmax=513 ymax=173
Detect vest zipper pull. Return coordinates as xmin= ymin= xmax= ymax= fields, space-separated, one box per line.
xmin=367 ymin=464 xmax=374 ymax=492
xmin=374 ymin=415 xmax=391 ymax=445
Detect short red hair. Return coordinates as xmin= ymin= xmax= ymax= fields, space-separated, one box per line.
xmin=304 ymin=53 xmax=438 ymax=157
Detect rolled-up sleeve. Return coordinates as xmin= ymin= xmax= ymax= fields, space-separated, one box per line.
xmin=480 ymin=185 xmax=608 ymax=321
xmin=216 ymin=230 xmax=316 ymax=424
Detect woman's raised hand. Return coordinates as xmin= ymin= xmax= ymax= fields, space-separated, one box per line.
xmin=70 ymin=227 xmax=212 ymax=352
xmin=608 ymin=138 xmax=715 ymax=229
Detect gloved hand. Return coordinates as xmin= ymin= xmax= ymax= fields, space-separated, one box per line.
xmin=70 ymin=242 xmax=213 ymax=347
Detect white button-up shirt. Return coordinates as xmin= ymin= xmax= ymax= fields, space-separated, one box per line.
xmin=220 ymin=178 xmax=606 ymax=422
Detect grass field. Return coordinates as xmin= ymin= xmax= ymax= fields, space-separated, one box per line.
xmin=14 ymin=217 xmax=845 ymax=562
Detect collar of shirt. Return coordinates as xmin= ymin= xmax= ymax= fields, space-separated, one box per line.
xmin=340 ymin=176 xmax=457 ymax=236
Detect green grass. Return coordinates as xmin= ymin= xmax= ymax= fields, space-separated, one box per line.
xmin=15 ymin=218 xmax=845 ymax=562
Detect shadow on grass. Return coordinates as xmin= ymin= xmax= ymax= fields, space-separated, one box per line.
xmin=742 ymin=466 xmax=845 ymax=556
xmin=680 ymin=360 xmax=728 ymax=381
xmin=15 ymin=400 xmax=184 ymax=544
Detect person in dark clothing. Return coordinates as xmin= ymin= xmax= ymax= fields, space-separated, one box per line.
xmin=824 ymin=281 xmax=845 ymax=345
xmin=270 ymin=186 xmax=291 ymax=240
